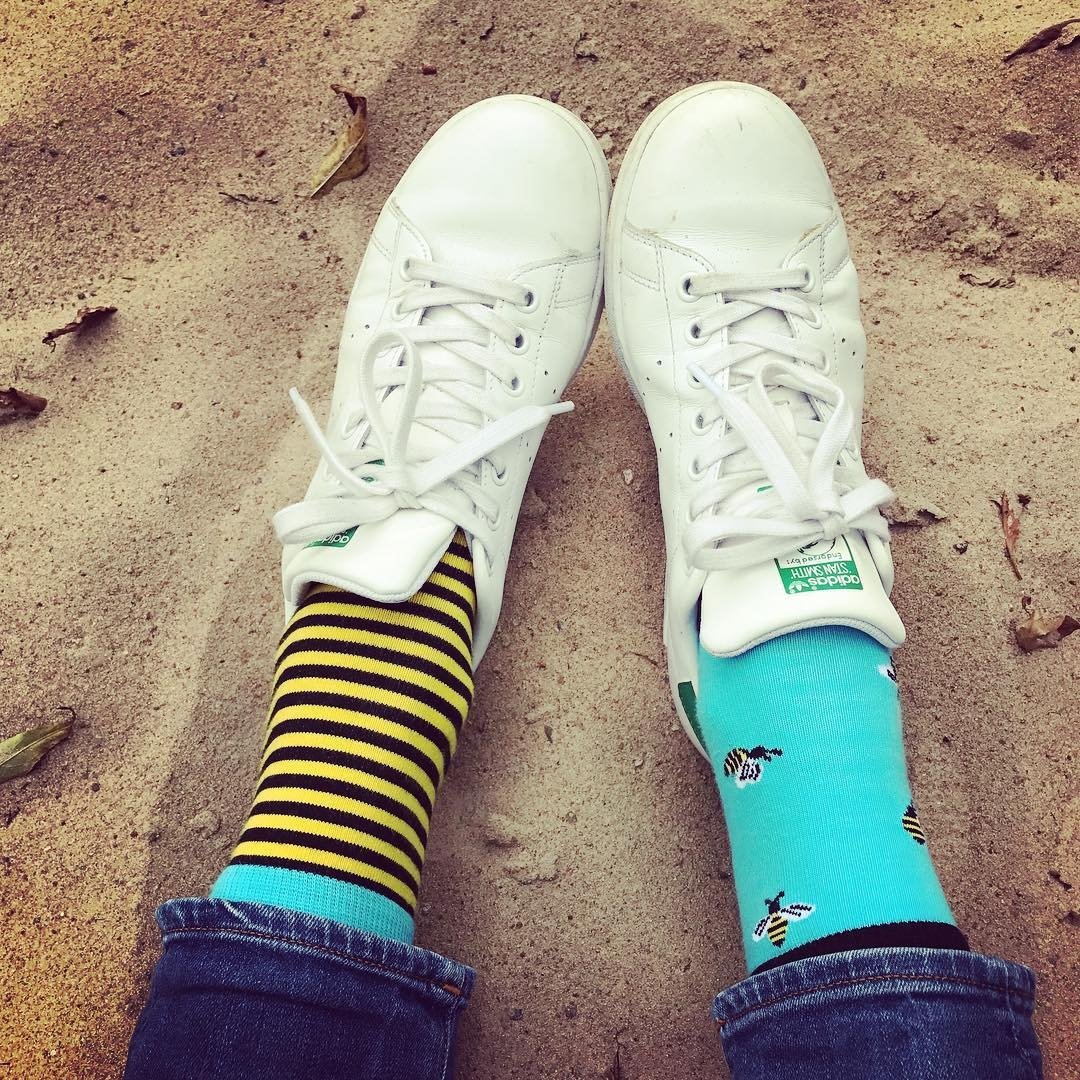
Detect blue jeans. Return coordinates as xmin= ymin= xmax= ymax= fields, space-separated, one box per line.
xmin=124 ymin=897 xmax=1043 ymax=1080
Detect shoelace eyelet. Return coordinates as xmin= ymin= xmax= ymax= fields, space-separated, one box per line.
xmin=506 ymin=375 xmax=524 ymax=395
xmin=803 ymin=307 xmax=824 ymax=330
xmin=692 ymin=412 xmax=708 ymax=433
xmin=398 ymin=258 xmax=414 ymax=281
xmin=685 ymin=321 xmax=705 ymax=345
xmin=510 ymin=332 xmax=529 ymax=354
xmin=796 ymin=264 xmax=815 ymax=293
xmin=688 ymin=457 xmax=707 ymax=480
xmin=491 ymin=463 xmax=509 ymax=486
xmin=519 ymin=288 xmax=538 ymax=314
xmin=678 ymin=275 xmax=696 ymax=302
xmin=391 ymin=297 xmax=409 ymax=320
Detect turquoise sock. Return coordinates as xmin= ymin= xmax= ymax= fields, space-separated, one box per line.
xmin=697 ymin=626 xmax=966 ymax=973
xmin=212 ymin=863 xmax=413 ymax=941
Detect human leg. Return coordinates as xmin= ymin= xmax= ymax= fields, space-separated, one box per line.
xmin=124 ymin=94 xmax=609 ymax=1079
xmin=606 ymin=81 xmax=1043 ymax=1079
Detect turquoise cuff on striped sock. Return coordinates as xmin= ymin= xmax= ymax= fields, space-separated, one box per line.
xmin=211 ymin=864 xmax=415 ymax=943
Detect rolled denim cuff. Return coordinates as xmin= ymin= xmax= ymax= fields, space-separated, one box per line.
xmin=156 ymin=896 xmax=474 ymax=1004
xmin=125 ymin=897 xmax=474 ymax=1080
xmin=713 ymin=947 xmax=1041 ymax=1080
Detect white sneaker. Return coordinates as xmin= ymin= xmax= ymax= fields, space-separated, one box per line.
xmin=605 ymin=82 xmax=905 ymax=753
xmin=275 ymin=96 xmax=610 ymax=665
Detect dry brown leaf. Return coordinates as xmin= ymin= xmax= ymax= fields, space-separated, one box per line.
xmin=42 ymin=304 xmax=117 ymax=348
xmin=0 ymin=717 xmax=73 ymax=785
xmin=992 ymin=492 xmax=1023 ymax=579
xmin=959 ymin=272 xmax=1016 ymax=289
xmin=1015 ymin=606 xmax=1080 ymax=653
xmin=1003 ymin=18 xmax=1080 ymax=61
xmin=219 ymin=190 xmax=280 ymax=205
xmin=0 ymin=386 xmax=48 ymax=418
xmin=311 ymin=85 xmax=369 ymax=197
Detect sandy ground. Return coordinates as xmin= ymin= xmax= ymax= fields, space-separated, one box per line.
xmin=1 ymin=0 xmax=1078 ymax=1076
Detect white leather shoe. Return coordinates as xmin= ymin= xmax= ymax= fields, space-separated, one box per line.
xmin=275 ymin=95 xmax=610 ymax=665
xmin=606 ymin=82 xmax=904 ymax=753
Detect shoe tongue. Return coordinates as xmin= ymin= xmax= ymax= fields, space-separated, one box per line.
xmin=370 ymin=300 xmax=488 ymax=468
xmin=698 ymin=531 xmax=906 ymax=656
xmin=680 ymin=212 xmax=905 ymax=655
xmin=376 ymin=354 xmax=468 ymax=462
xmin=283 ymin=510 xmax=457 ymax=609
xmin=704 ymin=266 xmax=819 ymax=523
xmin=288 ymin=293 xmax=483 ymax=614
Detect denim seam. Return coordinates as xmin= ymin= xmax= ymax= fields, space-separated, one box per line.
xmin=715 ymin=971 xmax=1034 ymax=1027
xmin=166 ymin=924 xmax=465 ymax=996
xmin=437 ymin=994 xmax=463 ymax=1080
xmin=1005 ymin=978 xmax=1041 ymax=1080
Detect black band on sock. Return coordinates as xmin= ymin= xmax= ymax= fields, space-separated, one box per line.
xmin=751 ymin=920 xmax=970 ymax=975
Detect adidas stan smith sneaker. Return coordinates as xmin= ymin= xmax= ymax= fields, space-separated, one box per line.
xmin=605 ymin=82 xmax=904 ymax=753
xmin=274 ymin=96 xmax=610 ymax=664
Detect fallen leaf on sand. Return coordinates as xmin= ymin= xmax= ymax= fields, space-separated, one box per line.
xmin=959 ymin=272 xmax=1016 ymax=288
xmin=42 ymin=305 xmax=117 ymax=348
xmin=991 ymin=492 xmax=1022 ymax=579
xmin=311 ymin=85 xmax=369 ymax=197
xmin=1003 ymin=18 xmax=1080 ymax=61
xmin=0 ymin=717 xmax=73 ymax=785
xmin=0 ymin=386 xmax=47 ymax=418
xmin=219 ymin=191 xmax=280 ymax=205
xmin=1015 ymin=602 xmax=1079 ymax=653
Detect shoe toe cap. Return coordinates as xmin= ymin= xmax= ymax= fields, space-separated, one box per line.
xmin=395 ymin=95 xmax=608 ymax=269
xmin=622 ymin=82 xmax=836 ymax=240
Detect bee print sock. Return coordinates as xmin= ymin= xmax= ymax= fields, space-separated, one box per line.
xmin=210 ymin=533 xmax=475 ymax=943
xmin=696 ymin=625 xmax=967 ymax=974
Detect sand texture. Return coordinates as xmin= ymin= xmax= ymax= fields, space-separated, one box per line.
xmin=1 ymin=0 xmax=1077 ymax=1076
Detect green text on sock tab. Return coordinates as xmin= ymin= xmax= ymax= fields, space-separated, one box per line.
xmin=775 ymin=536 xmax=863 ymax=594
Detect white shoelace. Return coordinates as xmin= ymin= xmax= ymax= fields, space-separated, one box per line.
xmin=681 ymin=267 xmax=892 ymax=571
xmin=272 ymin=258 xmax=571 ymax=548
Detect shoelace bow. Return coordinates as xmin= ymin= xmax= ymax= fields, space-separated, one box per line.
xmin=682 ymin=267 xmax=892 ymax=571
xmin=272 ymin=258 xmax=571 ymax=547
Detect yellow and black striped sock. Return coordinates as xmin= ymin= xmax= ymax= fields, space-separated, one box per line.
xmin=211 ymin=532 xmax=475 ymax=942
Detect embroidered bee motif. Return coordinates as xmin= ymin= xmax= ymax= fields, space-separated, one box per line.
xmin=902 ymin=802 xmax=926 ymax=844
xmin=752 ymin=891 xmax=815 ymax=948
xmin=722 ymin=745 xmax=783 ymax=788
